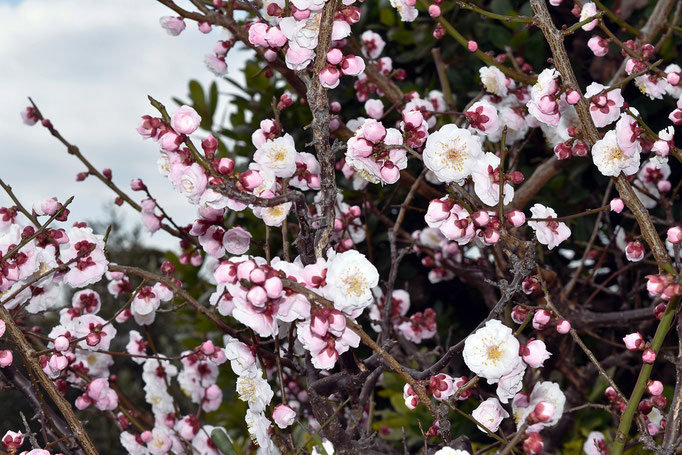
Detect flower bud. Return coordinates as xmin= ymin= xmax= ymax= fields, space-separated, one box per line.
xmin=171 ymin=105 xmax=202 ymax=135
xmin=610 ymin=198 xmax=624 ymax=213
xmin=130 ymin=178 xmax=146 ymax=191
xmin=555 ymin=319 xmax=571 ymax=334
xmin=532 ymin=309 xmax=551 ymax=330
xmin=625 ymin=241 xmax=645 ymax=262
xmin=623 ymin=332 xmax=644 ymax=351
xmin=467 ymin=40 xmax=478 ymax=52
xmin=505 ymin=210 xmax=526 ymax=227
xmin=566 ymin=90 xmax=581 ymax=104
xmin=272 ymin=404 xmax=296 ymax=429
xmin=642 ymin=348 xmax=657 ymax=364
xmin=647 ymin=380 xmax=663 ymax=396
xmin=239 ymin=170 xmax=264 ymax=191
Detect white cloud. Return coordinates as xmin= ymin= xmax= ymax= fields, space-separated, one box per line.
xmin=0 ymin=0 xmax=249 ymax=250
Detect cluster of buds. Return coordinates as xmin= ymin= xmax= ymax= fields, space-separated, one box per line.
xmin=623 ymin=332 xmax=657 ymax=364
xmin=427 ymin=374 xmax=472 ymax=402
xmin=605 ymin=386 xmax=626 ymax=414
xmin=646 ymin=275 xmax=681 ymax=301
xmin=319 ymin=49 xmax=366 ymax=89
xmin=400 ymin=109 xmax=429 ymax=148
xmin=345 ymin=119 xmax=407 ymax=185
xmin=512 ymin=306 xmax=571 ymax=334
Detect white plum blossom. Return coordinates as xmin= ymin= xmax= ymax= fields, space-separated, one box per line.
xmin=592 ymin=130 xmax=641 ymax=177
xmin=253 ymin=133 xmax=298 ymax=178
xmin=512 ymin=381 xmax=566 ymax=430
xmin=528 ymin=204 xmax=571 ymax=250
xmin=471 ymin=397 xmax=509 ymax=432
xmin=470 ymin=152 xmax=514 ymax=206
xmin=236 ymin=371 xmax=274 ymax=413
xmin=463 ymin=319 xmax=521 ymax=384
xmin=324 ymin=249 xmax=379 ymax=315
xmin=390 ymin=0 xmax=418 ymax=22
xmin=423 ymin=124 xmax=483 ymax=183
xmin=479 ymin=66 xmax=508 ymax=97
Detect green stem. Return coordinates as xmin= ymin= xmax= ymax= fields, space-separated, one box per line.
xmin=612 ymin=296 xmax=680 ymax=454
xmin=419 ymin=0 xmax=534 ymax=85
xmin=456 ymin=1 xmax=533 ymax=23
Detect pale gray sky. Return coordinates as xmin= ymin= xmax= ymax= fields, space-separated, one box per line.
xmin=0 ymin=0 xmax=247 ymax=250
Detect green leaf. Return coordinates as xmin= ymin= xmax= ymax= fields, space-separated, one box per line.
xmin=210 ymin=428 xmax=238 ymax=455
xmin=189 ymin=80 xmax=206 ymax=111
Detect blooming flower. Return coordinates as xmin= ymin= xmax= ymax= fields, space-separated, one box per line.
xmin=463 ymin=319 xmax=521 ymax=384
xmin=585 ymin=82 xmax=624 ymax=127
xmin=579 ymin=2 xmax=599 ymax=31
xmin=592 ymin=130 xmax=640 ymax=177
xmin=528 ymin=204 xmax=571 ymax=250
xmin=472 ymin=398 xmax=509 ymax=432
xmin=583 ymin=431 xmax=607 ymax=455
xmin=423 ymin=124 xmax=483 ymax=183
xmin=512 ymin=381 xmax=566 ymax=430
xmin=324 ymin=250 xmax=379 ymax=315
xmin=253 ymin=133 xmax=298 ymax=178
xmin=479 ymin=66 xmax=508 ymax=97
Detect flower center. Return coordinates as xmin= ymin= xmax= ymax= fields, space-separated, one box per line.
xmin=440 ymin=138 xmax=468 ymax=171
xmin=342 ymin=270 xmax=368 ymax=297
xmin=486 ymin=344 xmax=503 ymax=364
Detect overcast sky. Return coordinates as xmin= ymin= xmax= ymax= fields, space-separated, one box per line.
xmin=0 ymin=0 xmax=247 ymax=250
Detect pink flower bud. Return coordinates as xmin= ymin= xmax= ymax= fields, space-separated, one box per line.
xmin=49 ymin=354 xmax=68 ymax=372
xmin=130 ymin=178 xmax=146 ymax=191
xmin=467 ymin=40 xmax=478 ymax=52
xmin=328 ymin=310 xmax=346 ymax=333
xmin=171 ymin=105 xmax=202 ymax=135
xmin=668 ymin=226 xmax=682 ymax=244
xmin=364 ymin=99 xmax=384 ymax=119
xmin=565 ymin=90 xmax=580 ymax=104
xmin=642 ymin=348 xmax=657 ymax=364
xmin=54 ymin=335 xmax=70 ymax=352
xmin=654 ymin=303 xmax=667 ymax=319
xmin=0 ymin=350 xmax=12 ymax=367
xmin=201 ymin=340 xmax=216 ymax=356
xmin=363 ymin=120 xmax=387 ymax=144
xmin=521 ymin=339 xmax=552 ymax=368
xmin=610 ymin=198 xmax=624 ymax=213
xmin=247 ymin=286 xmax=268 ymax=307
xmin=605 ymin=386 xmax=617 ymax=401
xmin=311 ymin=312 xmax=329 ymax=337
xmin=530 ymin=401 xmax=555 ymax=423
xmin=1 ymin=431 xmax=24 ymax=450
xmin=140 ymin=431 xmax=154 ymax=444
xmin=523 ymin=432 xmax=544 ymax=454
xmin=623 ymin=332 xmax=644 ymax=351
xmin=533 ymin=309 xmax=551 ymax=330
xmin=572 ymin=141 xmax=589 ymax=157
xmin=272 ymin=404 xmax=296 ymax=429
xmin=264 ymin=49 xmax=278 ymax=62
xmin=319 ymin=66 xmax=341 ymax=89
xmin=472 ymin=210 xmax=490 ymax=227
xmin=249 ymin=267 xmax=266 ymax=284
xmin=239 ymin=170 xmax=264 ymax=191
xmin=75 ymin=394 xmax=91 ymax=410
xmin=505 ymin=210 xmax=526 ymax=227
xmin=658 ymin=180 xmax=671 ymax=193
xmin=651 ymin=396 xmax=667 ymax=413
xmin=198 ymin=21 xmax=212 ymax=33
xmin=327 ymin=48 xmax=344 ymax=65
xmin=555 ymin=319 xmax=571 ymax=334
xmin=483 ymin=227 xmax=500 ymax=244
xmin=668 ymin=72 xmax=681 ymax=85
xmin=403 ymin=110 xmax=423 ymax=128
xmin=380 ymin=162 xmax=401 ymax=184
xmin=625 ymin=241 xmax=645 ymax=262
xmin=511 ymin=305 xmax=530 ymax=324
xmin=264 ymin=277 xmax=283 ymax=298
xmin=160 ymin=131 xmax=182 ymax=152
xmin=647 ymin=380 xmax=663 ymax=396
xmin=340 ymin=55 xmax=365 ymax=76
xmin=428 ymin=4 xmax=441 ymax=17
